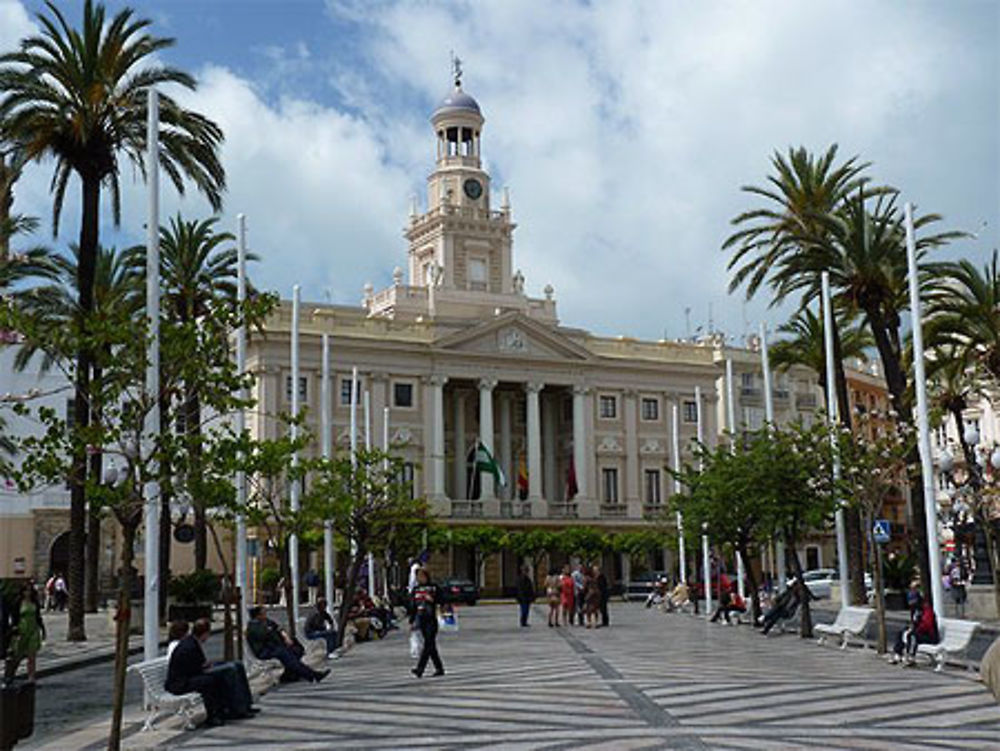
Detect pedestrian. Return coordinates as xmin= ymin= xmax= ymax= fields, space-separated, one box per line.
xmin=516 ymin=565 xmax=535 ymax=627
xmin=545 ymin=568 xmax=561 ymax=627
xmin=53 ymin=573 xmax=67 ymax=611
xmin=44 ymin=575 xmax=55 ymax=611
xmin=891 ymin=592 xmax=939 ymax=665
xmin=949 ymin=560 xmax=968 ymax=618
xmin=559 ymin=564 xmax=575 ymax=627
xmin=572 ymin=564 xmax=585 ymax=626
xmin=584 ymin=568 xmax=601 ymax=628
xmin=11 ymin=582 xmax=45 ymax=681
xmin=409 ymin=567 xmax=444 ymax=678
xmin=305 ymin=597 xmax=340 ymax=657
xmin=595 ymin=565 xmax=610 ymax=628
xmin=305 ymin=569 xmax=320 ymax=606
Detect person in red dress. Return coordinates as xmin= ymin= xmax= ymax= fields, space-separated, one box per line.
xmin=559 ymin=564 xmax=575 ymax=627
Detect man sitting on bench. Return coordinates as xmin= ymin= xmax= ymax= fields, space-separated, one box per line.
xmin=166 ymin=618 xmax=230 ymax=727
xmin=246 ymin=606 xmax=329 ymax=683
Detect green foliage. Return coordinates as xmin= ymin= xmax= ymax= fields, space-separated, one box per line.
xmin=505 ymin=529 xmax=555 ymax=559
xmin=883 ymin=552 xmax=916 ymax=591
xmin=259 ymin=566 xmax=281 ymax=592
xmin=611 ymin=529 xmax=667 ymax=563
xmin=168 ymin=570 xmax=219 ymax=604
xmin=554 ymin=526 xmax=609 ymax=558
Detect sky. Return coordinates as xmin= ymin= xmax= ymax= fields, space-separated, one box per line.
xmin=1 ymin=0 xmax=997 ymax=343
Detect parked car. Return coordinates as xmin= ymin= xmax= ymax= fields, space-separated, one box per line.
xmin=625 ymin=570 xmax=669 ymax=601
xmin=804 ymin=568 xmax=874 ymax=599
xmin=438 ymin=577 xmax=479 ymax=605
xmin=802 ymin=568 xmax=837 ymax=599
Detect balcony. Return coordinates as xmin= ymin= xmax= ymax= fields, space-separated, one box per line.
xmin=500 ymin=501 xmax=532 ymax=519
xmin=600 ymin=503 xmax=627 ymax=519
xmin=773 ymin=388 xmax=790 ymax=402
xmin=643 ymin=503 xmax=666 ymax=519
xmin=451 ymin=500 xmax=484 ymax=518
xmin=548 ymin=502 xmax=579 ymax=519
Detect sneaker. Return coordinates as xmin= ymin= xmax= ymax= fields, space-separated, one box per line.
xmin=314 ymin=669 xmax=331 ymax=682
xmin=327 ymin=652 xmax=341 ymax=660
xmin=431 ymin=670 xmax=445 ymax=677
xmin=411 ymin=668 xmax=422 ymax=679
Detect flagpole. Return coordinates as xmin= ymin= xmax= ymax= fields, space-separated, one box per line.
xmin=695 ymin=385 xmax=710 ymax=615
xmin=289 ymin=285 xmax=301 ymax=629
xmin=143 ymin=86 xmax=160 ymax=670
xmin=364 ymin=390 xmax=374 ymax=598
xmin=672 ymin=403 xmax=685 ymax=584
xmin=725 ymin=358 xmax=745 ymax=602
xmin=321 ymin=333 xmax=334 ymax=609
xmin=235 ymin=213 xmax=248 ymax=632
xmin=382 ymin=405 xmax=390 ymax=597
xmin=760 ymin=323 xmax=785 ymax=591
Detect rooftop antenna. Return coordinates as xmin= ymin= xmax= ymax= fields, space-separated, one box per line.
xmin=708 ymin=302 xmax=715 ymax=334
xmin=450 ymin=51 xmax=463 ymax=87
xmin=684 ymin=307 xmax=692 ymax=340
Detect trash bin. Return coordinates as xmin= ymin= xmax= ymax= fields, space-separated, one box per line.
xmin=0 ymin=679 xmax=35 ymax=750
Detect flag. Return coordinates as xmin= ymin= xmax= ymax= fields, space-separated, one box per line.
xmin=517 ymin=453 xmax=529 ymax=500
xmin=475 ymin=440 xmax=507 ymax=488
xmin=566 ymin=456 xmax=579 ymax=500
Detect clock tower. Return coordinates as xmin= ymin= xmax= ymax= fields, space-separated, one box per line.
xmin=405 ymin=63 xmax=515 ymax=298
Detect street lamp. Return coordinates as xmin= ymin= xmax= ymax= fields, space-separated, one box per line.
xmin=701 ymin=522 xmax=711 ymax=617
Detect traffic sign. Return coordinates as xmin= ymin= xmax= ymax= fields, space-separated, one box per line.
xmin=873 ymin=519 xmax=890 ymax=544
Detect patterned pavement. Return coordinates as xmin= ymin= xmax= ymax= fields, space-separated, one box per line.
xmin=46 ymin=603 xmax=1000 ymax=750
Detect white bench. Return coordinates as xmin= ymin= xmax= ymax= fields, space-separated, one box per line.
xmin=917 ymin=617 xmax=980 ymax=672
xmin=815 ymin=606 xmax=873 ymax=650
xmin=128 ymin=656 xmax=202 ymax=732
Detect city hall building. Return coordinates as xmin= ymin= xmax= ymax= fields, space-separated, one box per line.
xmin=244 ymin=78 xmax=829 ymax=592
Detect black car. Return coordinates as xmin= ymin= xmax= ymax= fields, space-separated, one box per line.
xmin=438 ymin=577 xmax=479 ymax=606
xmin=625 ymin=570 xmax=670 ymax=601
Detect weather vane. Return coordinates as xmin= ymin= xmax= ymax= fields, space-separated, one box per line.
xmin=450 ymin=50 xmax=462 ymax=87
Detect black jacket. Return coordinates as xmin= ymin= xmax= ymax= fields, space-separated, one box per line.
xmin=166 ymin=635 xmax=207 ymax=694
xmin=516 ymin=575 xmax=535 ymax=604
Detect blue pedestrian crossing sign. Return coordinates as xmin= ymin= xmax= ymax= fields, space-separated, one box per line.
xmin=873 ymin=519 xmax=890 ymax=544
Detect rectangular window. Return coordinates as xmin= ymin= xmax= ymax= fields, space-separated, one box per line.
xmin=285 ymin=375 xmax=307 ymax=401
xmin=641 ymin=397 xmax=659 ymax=421
xmin=602 ymin=468 xmax=619 ymax=504
xmin=393 ymin=382 xmax=414 ymax=408
xmin=599 ymin=395 xmax=617 ymax=419
xmin=468 ymin=258 xmax=487 ymax=291
xmin=683 ymin=400 xmax=698 ymax=423
xmin=741 ymin=372 xmax=754 ymax=389
xmin=340 ymin=376 xmax=361 ymax=406
xmin=644 ymin=469 xmax=661 ymax=505
xmin=399 ymin=462 xmax=415 ymax=499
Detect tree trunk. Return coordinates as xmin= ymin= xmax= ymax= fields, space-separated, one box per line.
xmin=158 ymin=394 xmax=173 ymax=623
xmin=280 ymin=540 xmax=297 ymax=639
xmin=336 ymin=546 xmax=367 ymax=639
xmin=68 ymin=174 xmax=102 ymax=642
xmin=85 ymin=368 xmax=103 ymax=614
xmin=788 ymin=544 xmax=813 ymax=638
xmin=737 ymin=539 xmax=761 ymax=623
xmin=186 ymin=388 xmax=207 ymax=570
xmin=867 ymin=309 xmax=933 ymax=603
xmin=108 ymin=519 xmax=137 ymax=751
xmin=207 ymin=521 xmax=234 ymax=661
xmin=867 ymin=510 xmax=888 ymax=653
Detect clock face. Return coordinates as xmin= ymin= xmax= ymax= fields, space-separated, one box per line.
xmin=463 ymin=178 xmax=483 ymax=200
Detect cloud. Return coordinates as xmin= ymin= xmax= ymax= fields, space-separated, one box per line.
xmin=4 ymin=0 xmax=997 ymax=345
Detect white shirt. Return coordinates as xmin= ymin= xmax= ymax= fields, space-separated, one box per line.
xmin=408 ymin=563 xmax=420 ymax=593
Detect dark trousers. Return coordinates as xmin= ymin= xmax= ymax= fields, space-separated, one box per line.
xmin=206 ymin=662 xmax=252 ymax=717
xmin=260 ymin=643 xmax=316 ymax=682
xmin=306 ymin=628 xmax=339 ymax=653
xmin=415 ymin=615 xmax=443 ymax=677
xmin=599 ymin=597 xmax=609 ymax=627
xmin=894 ymin=629 xmax=935 ymax=657
xmin=518 ymin=601 xmax=530 ymax=626
xmin=175 ymin=673 xmax=226 ymax=720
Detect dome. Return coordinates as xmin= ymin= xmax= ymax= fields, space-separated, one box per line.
xmin=433 ymin=86 xmax=482 ymax=118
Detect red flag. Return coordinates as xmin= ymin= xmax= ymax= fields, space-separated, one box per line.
xmin=566 ymin=457 xmax=579 ymax=500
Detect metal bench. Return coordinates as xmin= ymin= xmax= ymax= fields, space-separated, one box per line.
xmin=815 ymin=606 xmax=874 ymax=650
xmin=127 ymin=656 xmax=202 ymax=732
xmin=917 ymin=617 xmax=980 ymax=672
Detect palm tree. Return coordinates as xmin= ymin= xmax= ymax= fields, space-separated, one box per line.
xmin=0 ymin=1 xmax=225 ymax=640
xmin=126 ymin=213 xmax=250 ymax=572
xmin=725 ymin=146 xmax=879 ymax=604
xmin=770 ymin=188 xmax=965 ymax=599
xmin=770 ymin=307 xmax=873 ymax=394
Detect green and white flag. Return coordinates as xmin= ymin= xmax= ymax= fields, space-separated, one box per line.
xmin=475 ymin=440 xmax=507 ymax=488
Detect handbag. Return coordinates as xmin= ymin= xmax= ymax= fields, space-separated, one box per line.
xmin=409 ymin=629 xmax=423 ymax=658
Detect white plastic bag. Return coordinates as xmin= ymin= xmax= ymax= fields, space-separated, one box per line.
xmin=409 ymin=629 xmax=423 ymax=658
xmin=439 ymin=610 xmax=459 ymax=633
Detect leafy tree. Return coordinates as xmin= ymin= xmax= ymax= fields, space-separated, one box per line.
xmin=554 ymin=526 xmax=610 ymax=562
xmin=450 ymin=525 xmax=508 ymax=588
xmin=306 ymin=447 xmax=431 ymax=636
xmin=0 ymin=0 xmax=225 ymax=640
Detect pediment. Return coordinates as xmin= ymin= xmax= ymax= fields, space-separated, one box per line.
xmin=434 ymin=313 xmax=592 ymax=361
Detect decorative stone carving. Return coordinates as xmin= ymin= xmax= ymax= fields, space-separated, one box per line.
xmin=641 ymin=438 xmax=663 ymax=455
xmin=497 ymin=327 xmax=527 ymax=353
xmin=512 ymin=269 xmax=525 ymax=294
xmin=392 ymin=427 xmax=414 ymax=445
xmin=597 ymin=435 xmax=623 ymax=454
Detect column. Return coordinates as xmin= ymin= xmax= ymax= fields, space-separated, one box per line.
xmin=526 ymin=382 xmax=543 ymax=512
xmin=428 ymin=375 xmax=448 ymax=509
xmin=623 ymin=389 xmax=640 ymax=517
xmin=572 ymin=386 xmax=588 ymax=500
xmin=499 ymin=394 xmax=512 ymax=503
xmin=479 ymin=378 xmax=498 ymax=512
xmin=452 ymin=390 xmax=466 ymax=500
xmin=542 ymin=394 xmax=558 ymax=504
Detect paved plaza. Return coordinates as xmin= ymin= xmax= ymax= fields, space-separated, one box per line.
xmin=27 ymin=602 xmax=1000 ymax=751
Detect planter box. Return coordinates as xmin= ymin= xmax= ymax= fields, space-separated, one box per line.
xmin=0 ymin=679 xmax=35 ymax=748
xmin=884 ymin=591 xmax=907 ymax=611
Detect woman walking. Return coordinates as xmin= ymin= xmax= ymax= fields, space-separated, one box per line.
xmin=410 ymin=567 xmax=445 ymax=678
xmin=545 ymin=568 xmax=561 ymax=627
xmin=560 ymin=564 xmax=575 ymax=627
xmin=12 ymin=583 xmax=45 ymax=681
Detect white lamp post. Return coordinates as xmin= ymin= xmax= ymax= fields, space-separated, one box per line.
xmin=672 ymin=404 xmax=685 ymax=583
xmin=702 ymin=522 xmax=711 ymax=616
xmin=235 ymin=214 xmax=248 ymax=623
xmin=760 ymin=323 xmax=786 ymax=591
xmin=321 ymin=334 xmax=334 ymax=609
xmin=289 ymin=285 xmax=301 ymax=628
